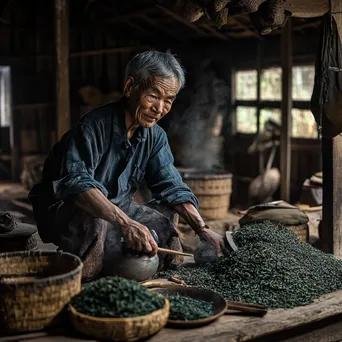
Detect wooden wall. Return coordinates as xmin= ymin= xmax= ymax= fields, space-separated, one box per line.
xmin=0 ymin=0 xmax=323 ymax=207
xmin=0 ymin=0 xmax=146 ymax=180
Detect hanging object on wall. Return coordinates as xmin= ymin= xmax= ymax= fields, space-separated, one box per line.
xmin=310 ymin=13 xmax=342 ymax=138
xmin=229 ymin=0 xmax=267 ymax=15
xmin=203 ymin=5 xmax=229 ymax=28
xmin=249 ymin=0 xmax=292 ymax=35
xmin=164 ymin=0 xmax=295 ymax=34
xmin=173 ymin=0 xmax=204 ymax=22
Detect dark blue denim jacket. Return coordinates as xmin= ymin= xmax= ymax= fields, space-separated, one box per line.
xmin=29 ymin=98 xmax=198 ymax=211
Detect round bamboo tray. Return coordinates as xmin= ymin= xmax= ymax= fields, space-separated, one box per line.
xmin=68 ymin=296 xmax=170 ymax=341
xmin=0 ymin=251 xmax=83 ymax=333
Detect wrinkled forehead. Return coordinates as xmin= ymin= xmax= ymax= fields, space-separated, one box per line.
xmin=146 ymin=76 xmax=179 ymax=97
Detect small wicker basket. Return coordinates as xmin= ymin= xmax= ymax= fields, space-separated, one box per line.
xmin=69 ymin=296 xmax=170 ymax=341
xmin=0 ymin=251 xmax=83 ymax=333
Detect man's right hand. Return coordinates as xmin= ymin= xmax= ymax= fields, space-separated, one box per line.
xmin=120 ymin=219 xmax=158 ymax=257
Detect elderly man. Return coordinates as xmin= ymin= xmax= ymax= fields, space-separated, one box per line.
xmin=29 ymin=50 xmax=224 ymax=280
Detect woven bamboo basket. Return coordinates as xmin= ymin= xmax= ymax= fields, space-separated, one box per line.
xmin=0 ymin=251 xmax=83 ymax=333
xmin=68 ymin=296 xmax=170 ymax=341
xmin=286 ymin=223 xmax=309 ymax=243
xmin=178 ymin=169 xmax=233 ymax=220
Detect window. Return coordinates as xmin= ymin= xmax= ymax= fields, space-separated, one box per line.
xmin=261 ymin=68 xmax=282 ymax=101
xmin=0 ymin=66 xmax=11 ymax=128
xmin=292 ymin=66 xmax=315 ymax=101
xmin=234 ymin=65 xmax=317 ymax=138
xmin=236 ymin=106 xmax=257 ymax=133
xmin=259 ymin=108 xmax=281 ymax=131
xmin=235 ymin=70 xmax=257 ymax=100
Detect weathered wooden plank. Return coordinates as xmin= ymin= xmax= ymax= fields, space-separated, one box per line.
xmin=55 ymin=0 xmax=70 ymax=140
xmin=149 ymin=291 xmax=342 ymax=342
xmin=254 ymin=316 xmax=342 ymax=342
xmin=285 ymin=0 xmax=328 ymax=18
xmin=2 ymin=291 xmax=342 ymax=342
xmin=280 ymin=19 xmax=292 ymax=202
xmin=321 ymin=0 xmax=342 ymax=257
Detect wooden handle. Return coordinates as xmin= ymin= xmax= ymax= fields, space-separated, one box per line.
xmin=226 ymin=301 xmax=268 ymax=316
xmin=158 ymin=247 xmax=194 ymax=257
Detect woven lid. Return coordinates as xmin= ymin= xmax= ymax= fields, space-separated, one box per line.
xmin=0 ymin=212 xmax=37 ymax=238
xmin=239 ymin=203 xmax=309 ymax=226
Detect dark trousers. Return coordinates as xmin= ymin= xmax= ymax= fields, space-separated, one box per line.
xmin=48 ymin=200 xmax=181 ymax=281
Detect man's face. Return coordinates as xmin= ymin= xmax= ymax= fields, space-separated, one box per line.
xmin=126 ymin=76 xmax=179 ymax=128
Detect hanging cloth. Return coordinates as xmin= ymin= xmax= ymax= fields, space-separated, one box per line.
xmin=310 ymin=13 xmax=342 ymax=138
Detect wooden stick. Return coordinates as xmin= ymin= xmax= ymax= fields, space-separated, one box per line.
xmin=158 ymin=247 xmax=193 ymax=257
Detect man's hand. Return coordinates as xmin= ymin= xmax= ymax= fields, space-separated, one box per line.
xmin=196 ymin=226 xmax=225 ymax=257
xmin=120 ymin=219 xmax=158 ymax=257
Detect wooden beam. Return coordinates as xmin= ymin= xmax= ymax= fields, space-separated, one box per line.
xmin=104 ymin=8 xmax=156 ymax=24
xmin=284 ymin=0 xmax=328 ymax=18
xmin=139 ymin=14 xmax=187 ymax=42
xmin=256 ymin=42 xmax=262 ymax=133
xmin=124 ymin=19 xmax=153 ymax=37
xmin=156 ymin=5 xmax=208 ymax=37
xmin=0 ymin=46 xmax=148 ymax=59
xmin=198 ymin=23 xmax=229 ymax=40
xmin=13 ymin=103 xmax=54 ymax=110
xmin=229 ymin=16 xmax=263 ymax=40
xmin=321 ymin=1 xmax=342 ymax=257
xmin=280 ymin=18 xmax=292 ymax=202
xmin=55 ymin=0 xmax=70 ymax=140
xmin=70 ymin=46 xmax=148 ymax=57
xmin=9 ymin=5 xmax=19 ymax=182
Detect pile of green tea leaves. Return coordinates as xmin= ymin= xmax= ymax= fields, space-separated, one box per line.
xmin=155 ymin=221 xmax=342 ymax=309
xmin=71 ymin=276 xmax=164 ymax=318
xmin=166 ymin=295 xmax=214 ymax=321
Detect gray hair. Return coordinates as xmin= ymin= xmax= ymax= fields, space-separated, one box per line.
xmin=124 ymin=50 xmax=186 ymax=92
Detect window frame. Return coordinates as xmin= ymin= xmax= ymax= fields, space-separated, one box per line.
xmin=232 ymin=65 xmax=318 ymax=139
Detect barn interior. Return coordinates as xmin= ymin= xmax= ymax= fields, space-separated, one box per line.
xmin=0 ymin=0 xmax=324 ymax=230
xmin=3 ymin=0 xmax=342 ymax=341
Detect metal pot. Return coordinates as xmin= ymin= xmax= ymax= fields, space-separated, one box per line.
xmin=102 ymin=227 xmax=159 ymax=282
xmin=102 ymin=249 xmax=159 ymax=282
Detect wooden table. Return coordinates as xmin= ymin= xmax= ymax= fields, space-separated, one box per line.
xmin=2 ymin=290 xmax=342 ymax=342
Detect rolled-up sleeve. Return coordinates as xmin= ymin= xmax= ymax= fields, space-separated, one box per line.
xmin=52 ymin=123 xmax=108 ymax=201
xmin=145 ymin=130 xmax=198 ymax=209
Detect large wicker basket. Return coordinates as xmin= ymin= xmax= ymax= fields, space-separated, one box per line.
xmin=69 ymin=296 xmax=170 ymax=341
xmin=0 ymin=251 xmax=83 ymax=333
xmin=178 ymin=169 xmax=233 ymax=220
xmin=287 ymin=224 xmax=309 ymax=243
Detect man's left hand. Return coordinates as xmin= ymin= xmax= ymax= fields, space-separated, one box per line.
xmin=196 ymin=226 xmax=225 ymax=257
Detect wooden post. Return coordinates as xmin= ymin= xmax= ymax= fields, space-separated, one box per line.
xmin=9 ymin=6 xmax=20 ymax=181
xmin=321 ymin=1 xmax=342 ymax=257
xmin=55 ymin=0 xmax=70 ymax=140
xmin=280 ymin=19 xmax=292 ymax=202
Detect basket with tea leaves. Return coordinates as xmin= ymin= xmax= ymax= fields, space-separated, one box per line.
xmin=69 ymin=277 xmax=170 ymax=341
